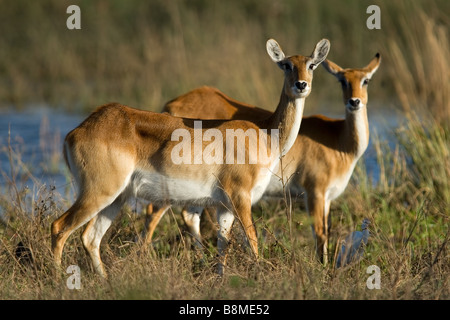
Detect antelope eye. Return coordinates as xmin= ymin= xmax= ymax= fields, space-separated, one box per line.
xmin=309 ymin=63 xmax=316 ymax=70
xmin=363 ymin=79 xmax=370 ymax=85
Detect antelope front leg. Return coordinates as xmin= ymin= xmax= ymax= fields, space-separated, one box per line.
xmin=233 ymin=197 xmax=259 ymax=260
xmin=307 ymin=191 xmax=329 ymax=265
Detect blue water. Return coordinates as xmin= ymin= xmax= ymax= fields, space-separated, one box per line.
xmin=0 ymin=107 xmax=84 ymax=196
xmin=0 ymin=106 xmax=398 ymax=206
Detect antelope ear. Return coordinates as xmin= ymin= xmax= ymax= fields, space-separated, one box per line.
xmin=365 ymin=53 xmax=381 ymax=78
xmin=310 ymin=39 xmax=331 ymax=65
xmin=322 ymin=59 xmax=344 ymax=78
xmin=266 ymin=39 xmax=286 ymax=63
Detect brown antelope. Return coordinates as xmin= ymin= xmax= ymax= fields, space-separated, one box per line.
xmin=51 ymin=38 xmax=331 ymax=277
xmin=144 ymin=53 xmax=381 ymax=263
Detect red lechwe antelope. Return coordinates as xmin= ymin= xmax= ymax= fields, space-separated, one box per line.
xmin=144 ymin=53 xmax=381 ymax=264
xmin=51 ymin=38 xmax=331 ymax=277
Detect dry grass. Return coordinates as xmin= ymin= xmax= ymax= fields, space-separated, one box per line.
xmin=381 ymin=9 xmax=450 ymax=125
xmin=0 ymin=111 xmax=448 ymax=299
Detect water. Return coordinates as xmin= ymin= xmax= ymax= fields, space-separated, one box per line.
xmin=0 ymin=107 xmax=84 ymax=196
xmin=0 ymin=106 xmax=399 ymax=204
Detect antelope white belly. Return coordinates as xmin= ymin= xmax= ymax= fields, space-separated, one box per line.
xmin=130 ymin=170 xmax=220 ymax=205
xmin=325 ymin=162 xmax=357 ymax=202
xmin=251 ymin=173 xmax=272 ymax=205
xmin=251 ymin=158 xmax=283 ymax=204
xmin=262 ymin=168 xmax=305 ymax=199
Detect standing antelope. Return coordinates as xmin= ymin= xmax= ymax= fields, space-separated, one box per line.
xmin=144 ymin=53 xmax=381 ymax=263
xmin=51 ymin=38 xmax=331 ymax=277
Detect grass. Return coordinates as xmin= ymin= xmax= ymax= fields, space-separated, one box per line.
xmin=0 ymin=0 xmax=449 ymax=300
xmin=0 ymin=112 xmax=448 ymax=299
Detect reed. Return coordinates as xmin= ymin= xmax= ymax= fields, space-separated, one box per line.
xmin=0 ymin=0 xmax=448 ymax=117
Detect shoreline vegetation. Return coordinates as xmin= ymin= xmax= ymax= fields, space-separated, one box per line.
xmin=0 ymin=0 xmax=448 ymax=299
xmin=0 ymin=1 xmax=447 ymax=122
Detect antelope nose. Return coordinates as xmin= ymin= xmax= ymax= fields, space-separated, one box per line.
xmin=349 ymin=98 xmax=360 ymax=107
xmin=295 ymin=81 xmax=307 ymax=91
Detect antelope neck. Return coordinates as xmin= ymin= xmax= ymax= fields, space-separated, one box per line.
xmin=343 ymin=106 xmax=369 ymax=158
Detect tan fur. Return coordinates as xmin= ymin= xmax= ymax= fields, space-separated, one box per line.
xmin=144 ymin=54 xmax=381 ymax=263
xmin=51 ymin=39 xmax=330 ymax=277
